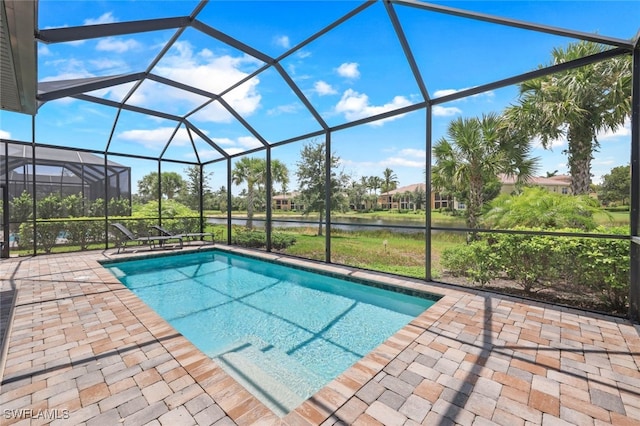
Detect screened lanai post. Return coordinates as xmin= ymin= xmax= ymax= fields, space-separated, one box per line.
xmin=104 ymin=154 xmax=109 ymax=249
xmin=157 ymin=160 xmax=162 ymax=228
xmin=199 ymin=165 xmax=204 ymax=234
xmin=1 ymin=184 xmax=9 ymax=258
xmin=266 ymin=147 xmax=272 ymax=252
xmin=425 ymin=105 xmax=433 ymax=281
xmin=2 ymin=142 xmax=8 ymax=257
xmin=31 ymin=116 xmax=36 ymax=255
xmin=325 ymin=132 xmax=332 ymax=263
xmin=630 ymin=42 xmax=640 ymax=322
xmin=227 ymin=158 xmax=232 ymax=245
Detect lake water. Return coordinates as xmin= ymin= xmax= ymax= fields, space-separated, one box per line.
xmin=207 ymin=216 xmax=459 ymax=234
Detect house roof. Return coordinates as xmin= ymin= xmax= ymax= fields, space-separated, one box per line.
xmin=272 ymin=191 xmax=300 ymax=200
xmin=498 ymin=173 xmax=572 ymax=186
xmin=380 ymin=183 xmax=426 ymax=196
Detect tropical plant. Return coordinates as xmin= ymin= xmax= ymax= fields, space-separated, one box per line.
xmin=10 ymin=191 xmax=33 ymax=224
xmin=432 ymin=113 xmax=538 ymax=231
xmin=232 ymin=157 xmax=263 ymax=229
xmin=368 ymin=176 xmax=382 ymax=195
xmin=271 ymin=160 xmax=290 ymax=196
xmin=62 ymin=193 xmax=85 ymax=217
xmin=137 ymin=171 xmax=186 ymax=202
xmin=598 ymin=164 xmax=630 ymax=206
xmin=381 ymin=168 xmax=398 ymax=193
xmin=347 ymin=180 xmax=368 ymax=211
xmin=37 ymin=194 xmax=63 ymax=219
xmin=295 ymin=140 xmax=349 ymax=236
xmin=232 ymin=157 xmax=289 ymax=229
xmin=504 ymin=41 xmax=632 ymax=195
xmin=413 ymin=185 xmax=427 ymax=210
xmin=182 ymin=165 xmax=213 ymax=210
xmin=483 ymin=187 xmax=601 ymax=231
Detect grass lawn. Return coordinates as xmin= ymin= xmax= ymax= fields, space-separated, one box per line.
xmin=206 ymin=209 xmax=467 ymax=226
xmin=595 ymin=210 xmax=629 ymax=226
xmin=276 ymin=227 xmax=465 ymax=279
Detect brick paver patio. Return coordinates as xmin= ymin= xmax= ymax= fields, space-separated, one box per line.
xmin=1 ymin=246 xmax=639 ymax=425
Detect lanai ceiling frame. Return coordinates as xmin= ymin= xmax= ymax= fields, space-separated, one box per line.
xmin=34 ymin=0 xmax=636 ymax=160
xmin=21 ymin=0 xmax=638 ymax=164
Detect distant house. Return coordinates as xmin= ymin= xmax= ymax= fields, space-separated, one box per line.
xmin=379 ymin=174 xmax=574 ymax=211
xmin=272 ymin=192 xmax=301 ymax=211
xmin=499 ymin=174 xmax=572 ymax=195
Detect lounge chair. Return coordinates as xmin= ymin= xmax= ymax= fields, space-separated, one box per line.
xmin=151 ymin=225 xmax=215 ymax=245
xmin=111 ymin=223 xmax=183 ymax=254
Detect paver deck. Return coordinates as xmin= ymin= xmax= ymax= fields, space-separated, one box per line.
xmin=1 ymin=246 xmax=639 ymax=425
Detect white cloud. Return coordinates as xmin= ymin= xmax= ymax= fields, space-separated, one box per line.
xmin=593 ymin=158 xmax=616 ymax=166
xmin=84 ymin=12 xmax=116 ymax=25
xmin=433 ymin=87 xmax=495 ymax=100
xmin=89 ymin=58 xmax=127 ymax=71
xmin=156 ymin=41 xmax=262 ymax=123
xmin=383 ymin=157 xmax=424 ymax=168
xmin=96 ymin=37 xmax=141 ymax=53
xmin=398 ymin=148 xmax=426 ymax=159
xmin=117 ymin=127 xmax=193 ymax=149
xmin=433 ymin=89 xmax=459 ymax=98
xmin=335 ymin=89 xmax=411 ymax=125
xmin=432 ymin=105 xmax=462 ymax=117
xmin=297 ymin=50 xmax=311 ymax=59
xmin=597 ymin=119 xmax=631 ymax=141
xmin=41 ymin=58 xmax=94 ymax=81
xmin=0 ymin=129 xmax=11 ymax=139
xmin=314 ymin=80 xmax=337 ymax=96
xmin=238 ymin=136 xmax=263 ymax=149
xmin=212 ymin=137 xmax=235 ymax=146
xmin=532 ymin=135 xmax=565 ymax=150
xmin=336 ymin=62 xmax=360 ymax=79
xmin=211 ymin=135 xmax=264 ymax=156
xmin=267 ymin=103 xmax=300 ymax=115
xmin=340 ymin=147 xmax=425 ymax=172
xmin=38 ymin=45 xmax=52 ymax=56
xmin=274 ymin=35 xmax=290 ymax=49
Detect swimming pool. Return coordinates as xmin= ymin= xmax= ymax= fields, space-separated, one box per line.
xmin=104 ymin=250 xmax=439 ymax=416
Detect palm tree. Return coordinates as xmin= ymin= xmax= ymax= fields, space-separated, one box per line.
xmin=505 ymin=41 xmax=631 ymax=195
xmin=432 ymin=113 xmax=538 ymax=231
xmin=368 ymin=176 xmax=382 ymax=195
xmin=367 ymin=176 xmax=383 ymax=209
xmin=271 ymin=160 xmax=290 ymax=195
xmin=382 ymin=168 xmax=398 ymax=193
xmin=232 ymin=157 xmax=263 ymax=229
xmin=232 ymin=157 xmax=289 ymax=229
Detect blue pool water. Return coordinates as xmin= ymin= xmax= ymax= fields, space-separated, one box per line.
xmin=105 ymin=250 xmax=438 ymax=415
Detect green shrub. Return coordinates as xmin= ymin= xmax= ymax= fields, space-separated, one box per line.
xmin=19 ymin=221 xmax=63 ymax=253
xmin=483 ymin=187 xmax=601 ymax=231
xmin=569 ymin=227 xmax=629 ymax=311
xmin=232 ymin=228 xmax=266 ymax=248
xmin=442 ymin=226 xmax=629 ymax=312
xmin=37 ymin=194 xmax=63 ymax=219
xmin=231 ymin=227 xmax=296 ymax=250
xmin=441 ymin=240 xmax=499 ymax=287
xmin=66 ymin=219 xmax=106 ymax=250
xmin=490 ymin=232 xmax=562 ymax=293
xmin=272 ymin=233 xmax=297 ymax=250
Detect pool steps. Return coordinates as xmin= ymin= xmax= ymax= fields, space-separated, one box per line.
xmin=212 ymin=336 xmax=324 ymax=417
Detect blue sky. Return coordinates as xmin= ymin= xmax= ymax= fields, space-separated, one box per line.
xmin=1 ymin=0 xmax=638 ymax=195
